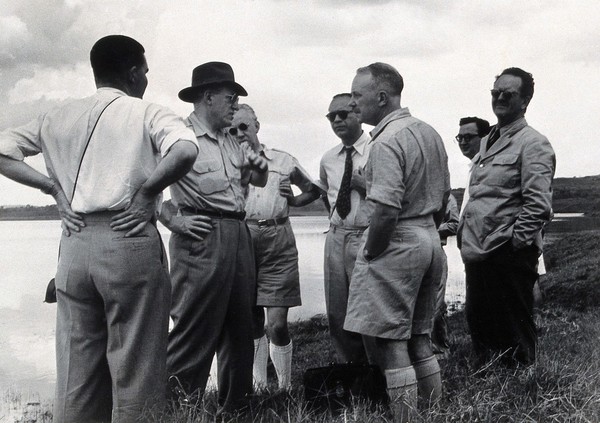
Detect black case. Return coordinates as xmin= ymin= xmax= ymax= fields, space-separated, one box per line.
xmin=303 ymin=363 xmax=388 ymax=413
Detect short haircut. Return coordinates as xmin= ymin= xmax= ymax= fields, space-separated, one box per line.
xmin=332 ymin=93 xmax=351 ymax=101
xmin=496 ymin=67 xmax=534 ymax=99
xmin=459 ymin=117 xmax=491 ymax=137
xmin=237 ymin=103 xmax=258 ymax=123
xmin=90 ymin=35 xmax=146 ymax=81
xmin=356 ymin=62 xmax=403 ymax=96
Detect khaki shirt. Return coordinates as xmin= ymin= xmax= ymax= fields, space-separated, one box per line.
xmin=245 ymin=146 xmax=314 ymax=220
xmin=318 ymin=131 xmax=373 ymax=228
xmin=366 ymin=108 xmax=450 ymax=219
xmin=458 ymin=117 xmax=555 ymax=263
xmin=170 ymin=112 xmax=252 ymax=213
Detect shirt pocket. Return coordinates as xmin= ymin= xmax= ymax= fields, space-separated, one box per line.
xmin=486 ymin=154 xmax=520 ymax=188
xmin=192 ymin=159 xmax=229 ymax=194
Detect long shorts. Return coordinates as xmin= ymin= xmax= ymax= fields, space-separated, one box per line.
xmin=248 ymin=219 xmax=301 ymax=307
xmin=344 ymin=215 xmax=443 ymax=340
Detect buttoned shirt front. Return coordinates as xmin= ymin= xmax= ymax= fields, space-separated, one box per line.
xmin=0 ymin=87 xmax=196 ymax=213
xmin=170 ymin=111 xmax=252 ymax=213
xmin=318 ymin=131 xmax=372 ymax=228
xmin=459 ymin=117 xmax=555 ymax=262
xmin=366 ymin=108 xmax=450 ymax=219
xmin=245 ymin=146 xmax=314 ymax=220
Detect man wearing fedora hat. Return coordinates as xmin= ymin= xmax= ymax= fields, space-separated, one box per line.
xmin=159 ymin=61 xmax=268 ymax=415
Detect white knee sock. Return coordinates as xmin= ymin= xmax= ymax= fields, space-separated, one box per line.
xmin=269 ymin=340 xmax=293 ymax=390
xmin=253 ymin=335 xmax=268 ymax=389
xmin=385 ymin=366 xmax=418 ymax=423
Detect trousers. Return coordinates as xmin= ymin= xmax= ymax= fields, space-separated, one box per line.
xmin=465 ymin=242 xmax=539 ymax=365
xmin=54 ymin=213 xmax=170 ymax=423
xmin=167 ymin=218 xmax=255 ymax=412
xmin=324 ymin=224 xmax=369 ymax=363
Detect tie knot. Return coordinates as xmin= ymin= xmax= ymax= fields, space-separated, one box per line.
xmin=344 ymin=146 xmax=354 ymax=155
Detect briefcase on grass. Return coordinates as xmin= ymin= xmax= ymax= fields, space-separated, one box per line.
xmin=303 ymin=363 xmax=388 ymax=413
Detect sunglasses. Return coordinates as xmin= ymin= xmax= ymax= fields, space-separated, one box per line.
xmin=326 ymin=110 xmax=350 ymax=122
xmin=228 ymin=123 xmax=249 ymax=136
xmin=455 ymin=134 xmax=478 ymax=143
xmin=490 ymin=89 xmax=520 ymax=100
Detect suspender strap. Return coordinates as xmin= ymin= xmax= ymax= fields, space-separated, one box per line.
xmin=70 ymin=96 xmax=122 ymax=202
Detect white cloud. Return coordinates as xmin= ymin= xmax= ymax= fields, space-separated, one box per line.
xmin=1 ymin=0 xmax=599 ymax=206
xmin=7 ymin=63 xmax=94 ymax=104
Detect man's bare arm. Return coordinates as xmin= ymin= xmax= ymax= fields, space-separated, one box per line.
xmin=0 ymin=155 xmax=84 ymax=234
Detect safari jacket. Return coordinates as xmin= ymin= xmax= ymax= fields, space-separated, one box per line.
xmin=458 ymin=117 xmax=555 ymax=263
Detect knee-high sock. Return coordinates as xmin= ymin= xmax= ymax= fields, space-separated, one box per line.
xmin=253 ymin=335 xmax=268 ymax=389
xmin=385 ymin=366 xmax=417 ymax=423
xmin=413 ymin=355 xmax=442 ymax=405
xmin=269 ymin=340 xmax=292 ymax=390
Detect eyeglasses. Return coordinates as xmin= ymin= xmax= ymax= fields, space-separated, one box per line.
xmin=223 ymin=93 xmax=239 ymax=104
xmin=490 ymin=89 xmax=520 ymax=100
xmin=228 ymin=123 xmax=249 ymax=136
xmin=455 ymin=134 xmax=478 ymax=143
xmin=326 ymin=110 xmax=350 ymax=122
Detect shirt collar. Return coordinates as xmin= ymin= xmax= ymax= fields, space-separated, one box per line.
xmin=497 ymin=117 xmax=528 ymax=136
xmin=187 ymin=111 xmax=223 ymax=141
xmin=370 ymin=107 xmax=411 ymax=140
xmin=96 ymin=87 xmax=128 ymax=97
xmin=336 ymin=130 xmax=371 ymax=156
xmin=260 ymin=144 xmax=273 ymax=160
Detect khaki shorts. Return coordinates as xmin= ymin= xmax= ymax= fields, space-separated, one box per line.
xmin=344 ymin=215 xmax=443 ymax=340
xmin=248 ymin=219 xmax=301 ymax=307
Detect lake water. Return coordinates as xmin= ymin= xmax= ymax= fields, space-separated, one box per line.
xmin=0 ymin=216 xmax=465 ymax=399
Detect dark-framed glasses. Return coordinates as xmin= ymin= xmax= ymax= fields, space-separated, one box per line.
xmin=228 ymin=123 xmax=249 ymax=136
xmin=490 ymin=89 xmax=519 ymax=100
xmin=455 ymin=134 xmax=478 ymax=143
xmin=326 ymin=110 xmax=350 ymax=122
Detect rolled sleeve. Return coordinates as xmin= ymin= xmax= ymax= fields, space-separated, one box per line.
xmin=513 ymin=137 xmax=555 ymax=245
xmin=147 ymin=104 xmax=198 ymax=157
xmin=367 ymin=141 xmax=405 ymax=208
xmin=0 ymin=117 xmax=44 ymax=160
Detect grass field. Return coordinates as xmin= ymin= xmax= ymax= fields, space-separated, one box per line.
xmin=3 ymin=230 xmax=599 ymax=422
xmin=153 ymin=230 xmax=600 ymax=423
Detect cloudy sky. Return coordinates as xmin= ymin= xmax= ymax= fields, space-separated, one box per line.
xmin=1 ymin=0 xmax=599 ymax=206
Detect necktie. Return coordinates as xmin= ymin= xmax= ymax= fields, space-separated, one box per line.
xmin=336 ymin=146 xmax=353 ymax=219
xmin=486 ymin=128 xmax=500 ymax=151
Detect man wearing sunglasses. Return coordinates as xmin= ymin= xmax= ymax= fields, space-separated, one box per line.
xmin=458 ymin=68 xmax=555 ymax=367
xmin=159 ymin=62 xmax=268 ymax=416
xmin=315 ymin=93 xmax=373 ymax=364
xmin=229 ymin=104 xmax=316 ymax=391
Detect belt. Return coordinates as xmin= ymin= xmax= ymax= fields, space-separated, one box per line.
xmin=246 ymin=216 xmax=289 ymax=227
xmin=180 ymin=207 xmax=246 ymax=220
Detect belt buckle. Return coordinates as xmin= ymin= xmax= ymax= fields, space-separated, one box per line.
xmin=257 ymin=219 xmax=268 ymax=227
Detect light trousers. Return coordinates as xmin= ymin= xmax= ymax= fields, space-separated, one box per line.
xmin=324 ymin=225 xmax=369 ymax=363
xmin=54 ymin=213 xmax=170 ymax=423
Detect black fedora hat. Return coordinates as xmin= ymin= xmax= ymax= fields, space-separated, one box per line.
xmin=178 ymin=62 xmax=248 ymax=102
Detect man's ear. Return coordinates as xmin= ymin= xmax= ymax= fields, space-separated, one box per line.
xmin=255 ymin=120 xmax=260 ymax=134
xmin=522 ymin=96 xmax=532 ymax=110
xmin=127 ymin=66 xmax=138 ymax=84
xmin=377 ymin=90 xmax=388 ymax=106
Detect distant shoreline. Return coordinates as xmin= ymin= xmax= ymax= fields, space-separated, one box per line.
xmin=1 ymin=173 xmax=599 ymax=221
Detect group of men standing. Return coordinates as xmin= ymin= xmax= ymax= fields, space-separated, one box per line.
xmin=0 ymin=33 xmax=555 ymax=423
